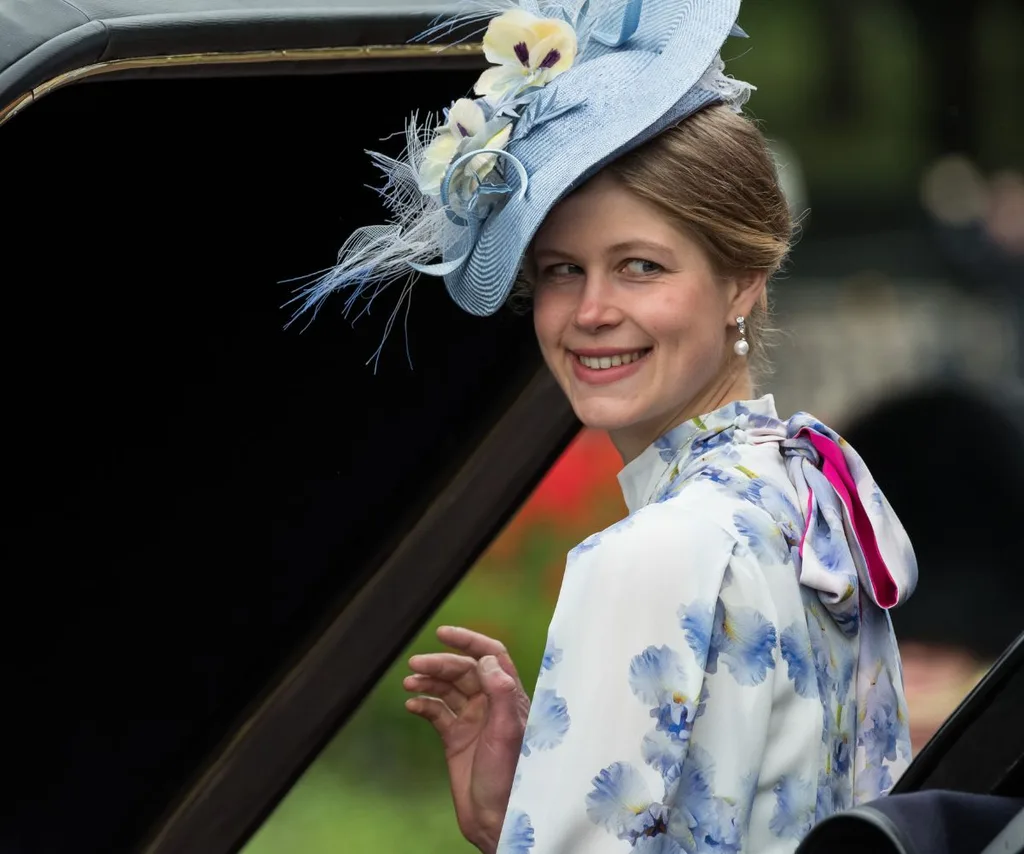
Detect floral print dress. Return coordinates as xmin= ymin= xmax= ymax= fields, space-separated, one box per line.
xmin=497 ymin=395 xmax=918 ymax=854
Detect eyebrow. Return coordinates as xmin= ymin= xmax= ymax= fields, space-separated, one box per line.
xmin=604 ymin=239 xmax=676 ymax=256
xmin=533 ymin=239 xmax=676 ymax=260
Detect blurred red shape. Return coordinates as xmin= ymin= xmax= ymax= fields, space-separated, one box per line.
xmin=487 ymin=429 xmax=626 ymax=560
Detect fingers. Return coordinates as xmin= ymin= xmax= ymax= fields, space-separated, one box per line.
xmin=407 ymin=651 xmax=483 ymax=700
xmin=476 ymin=655 xmax=517 ymax=695
xmin=402 ymin=673 xmax=472 ymax=713
xmin=404 ymin=695 xmax=457 ymax=734
xmin=476 ymin=655 xmax=529 ymax=748
xmin=405 ymin=651 xmax=484 ymax=715
xmin=436 ymin=626 xmax=524 ymax=688
xmin=409 ymin=651 xmax=478 ymax=678
xmin=436 ymin=625 xmax=508 ymax=660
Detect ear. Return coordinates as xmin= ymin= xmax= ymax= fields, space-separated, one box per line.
xmin=724 ymin=269 xmax=767 ymax=323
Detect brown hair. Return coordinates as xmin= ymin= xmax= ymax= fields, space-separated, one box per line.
xmin=517 ymin=104 xmax=794 ymax=377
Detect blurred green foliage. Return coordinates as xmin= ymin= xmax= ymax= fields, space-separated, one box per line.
xmin=727 ymin=0 xmax=1021 ymax=196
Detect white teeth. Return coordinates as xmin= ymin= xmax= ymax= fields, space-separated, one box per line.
xmin=577 ymin=350 xmax=648 ymax=370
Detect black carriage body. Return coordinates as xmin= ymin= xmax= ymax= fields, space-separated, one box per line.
xmin=1 ymin=3 xmax=578 ymax=852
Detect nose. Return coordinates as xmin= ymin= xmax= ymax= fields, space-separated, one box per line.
xmin=573 ymin=272 xmax=622 ymax=332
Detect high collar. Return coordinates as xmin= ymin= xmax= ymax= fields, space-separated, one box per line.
xmin=616 ymin=395 xmax=780 ymax=514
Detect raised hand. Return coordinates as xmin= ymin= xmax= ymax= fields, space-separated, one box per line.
xmin=404 ymin=626 xmax=531 ymax=854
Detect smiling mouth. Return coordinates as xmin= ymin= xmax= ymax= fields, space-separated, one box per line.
xmin=574 ymin=349 xmax=652 ymax=370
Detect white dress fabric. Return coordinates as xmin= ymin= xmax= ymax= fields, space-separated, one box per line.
xmin=497 ymin=395 xmax=918 ymax=854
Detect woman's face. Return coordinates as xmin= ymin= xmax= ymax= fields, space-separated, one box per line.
xmin=531 ymin=173 xmax=762 ymax=461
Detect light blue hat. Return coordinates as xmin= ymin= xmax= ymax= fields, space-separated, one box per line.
xmin=288 ymin=0 xmax=753 ymax=363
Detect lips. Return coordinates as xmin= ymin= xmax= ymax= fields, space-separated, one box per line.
xmin=569 ymin=347 xmax=652 ymax=385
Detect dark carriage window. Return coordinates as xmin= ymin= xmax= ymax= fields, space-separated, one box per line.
xmin=1 ymin=68 xmax=544 ymax=854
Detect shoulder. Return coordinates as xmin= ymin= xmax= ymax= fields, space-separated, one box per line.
xmin=566 ymin=479 xmax=764 ymax=593
xmin=570 ymin=464 xmax=802 ymax=580
xmin=678 ymin=444 xmax=805 ymax=569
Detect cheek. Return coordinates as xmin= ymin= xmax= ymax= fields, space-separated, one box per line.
xmin=647 ymin=284 xmax=725 ymax=352
xmin=532 ymin=290 xmax=566 ymax=350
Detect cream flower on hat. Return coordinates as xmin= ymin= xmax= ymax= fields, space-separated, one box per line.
xmin=446 ymin=97 xmax=488 ymax=139
xmin=418 ymin=98 xmax=513 ymax=197
xmin=418 ymin=98 xmax=488 ymax=195
xmin=474 ymin=9 xmax=578 ymax=101
xmin=418 ymin=131 xmax=461 ymax=196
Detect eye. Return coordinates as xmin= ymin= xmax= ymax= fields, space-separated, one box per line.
xmin=545 ymin=262 xmax=584 ymax=278
xmin=623 ymin=258 xmax=663 ymax=276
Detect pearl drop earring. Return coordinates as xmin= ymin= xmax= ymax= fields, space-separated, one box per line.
xmin=734 ymin=316 xmax=749 ymax=356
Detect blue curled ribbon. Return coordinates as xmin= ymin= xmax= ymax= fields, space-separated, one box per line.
xmin=588 ymin=0 xmax=745 ymax=49
xmin=439 ymin=147 xmax=530 ymax=223
xmin=592 ymin=0 xmax=643 ymax=47
xmin=408 ymin=147 xmax=529 ymax=276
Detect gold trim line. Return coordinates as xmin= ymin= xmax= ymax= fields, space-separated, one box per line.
xmin=0 ymin=42 xmax=482 ymax=127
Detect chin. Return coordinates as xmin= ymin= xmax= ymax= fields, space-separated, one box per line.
xmin=570 ymin=400 xmax=647 ymax=434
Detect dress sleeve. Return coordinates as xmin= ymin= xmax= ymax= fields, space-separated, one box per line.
xmin=497 ymin=500 xmax=782 ymax=854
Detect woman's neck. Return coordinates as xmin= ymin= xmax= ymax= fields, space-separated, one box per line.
xmin=609 ymin=366 xmax=754 ymax=464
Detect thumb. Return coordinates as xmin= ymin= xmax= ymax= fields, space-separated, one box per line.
xmin=478 ymin=655 xmax=526 ymax=743
xmin=478 ymin=654 xmax=517 ymax=694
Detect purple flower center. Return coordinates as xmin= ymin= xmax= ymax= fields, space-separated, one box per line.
xmin=456 ymin=122 xmax=470 ymax=137
xmin=514 ymin=41 xmax=530 ymax=66
xmin=539 ymin=49 xmax=561 ymax=69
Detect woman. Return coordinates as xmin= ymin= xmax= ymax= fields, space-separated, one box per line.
xmin=291 ymin=1 xmax=918 ymax=851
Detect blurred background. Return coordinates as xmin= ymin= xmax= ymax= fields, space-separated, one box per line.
xmin=244 ymin=0 xmax=1024 ymax=850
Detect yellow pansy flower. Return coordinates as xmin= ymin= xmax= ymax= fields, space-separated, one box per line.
xmin=475 ymin=9 xmax=578 ymax=100
xmin=418 ymin=131 xmax=461 ymax=196
xmin=418 ymin=98 xmax=487 ymax=195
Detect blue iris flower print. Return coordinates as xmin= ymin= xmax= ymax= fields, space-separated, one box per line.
xmin=806 ymin=515 xmax=859 ymax=626
xmin=806 ymin=603 xmax=855 ymax=702
xmin=655 ymin=419 xmax=701 ymax=462
xmin=810 ymin=518 xmax=852 ymax=576
xmin=859 ymin=661 xmax=910 ymax=778
xmin=679 ymin=600 xmax=715 ymax=666
xmin=741 ymin=409 xmax=779 ymax=431
xmin=831 ymin=728 xmax=853 ymax=777
xmin=780 ymin=623 xmax=815 ymax=698
xmin=815 ymin=773 xmax=836 ymax=823
xmin=568 ymin=515 xmax=637 ymax=562
xmin=697 ymin=465 xmax=735 ymax=487
xmin=684 ymin=597 xmax=777 ymax=686
xmin=825 ymin=758 xmax=854 ymax=816
xmin=742 ymin=479 xmax=802 ymax=547
xmin=521 ymin=688 xmax=570 ymax=756
xmin=687 ymin=429 xmax=734 ymax=461
xmin=629 ymin=645 xmax=700 ymax=741
xmin=569 ymin=532 xmax=602 ymax=559
xmin=665 ymin=744 xmax=742 ymax=854
xmin=586 ymin=761 xmax=659 ymax=842
xmin=733 ymin=507 xmax=794 ymax=565
xmin=769 ymin=776 xmax=815 ymax=839
xmin=642 ymin=729 xmax=688 ymax=779
xmin=856 ymin=762 xmax=898 ymax=802
xmin=836 ymin=650 xmax=855 ymax=703
xmin=588 ymin=745 xmax=744 ymax=851
xmin=541 ymin=639 xmax=563 ymax=672
xmin=497 ymin=809 xmax=535 ymax=854
xmin=634 ymin=836 xmax=684 ymax=853
xmin=711 ymin=598 xmax=777 ymax=686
